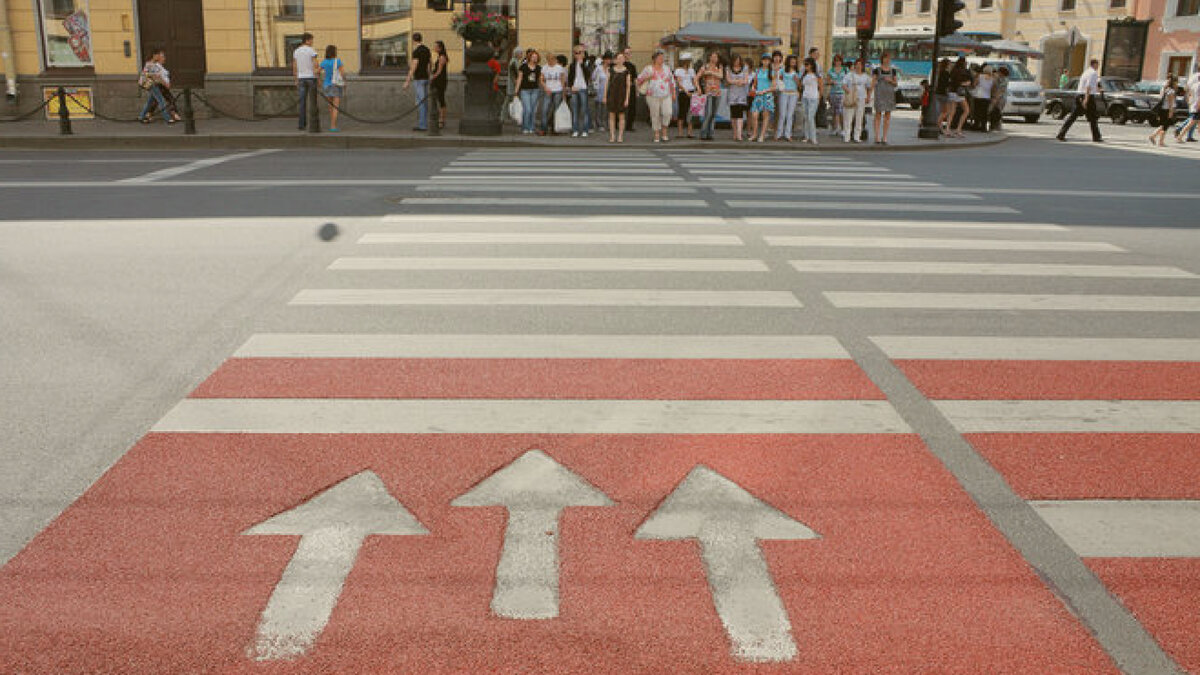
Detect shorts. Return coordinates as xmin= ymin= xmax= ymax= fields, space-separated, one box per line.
xmin=729 ymin=103 xmax=747 ymax=119
xmin=323 ymin=84 xmax=344 ymax=98
xmin=947 ymin=93 xmax=963 ymax=103
xmin=751 ymin=94 xmax=775 ymax=114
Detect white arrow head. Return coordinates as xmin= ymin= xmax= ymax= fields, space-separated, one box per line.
xmin=635 ymin=466 xmax=819 ymax=542
xmin=452 ymin=450 xmax=613 ymax=509
xmin=245 ymin=470 xmax=428 ymax=536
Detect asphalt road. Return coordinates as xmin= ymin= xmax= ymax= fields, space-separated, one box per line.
xmin=0 ymin=130 xmax=1198 ymax=674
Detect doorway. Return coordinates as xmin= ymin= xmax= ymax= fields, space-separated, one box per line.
xmin=138 ymin=0 xmax=207 ymax=89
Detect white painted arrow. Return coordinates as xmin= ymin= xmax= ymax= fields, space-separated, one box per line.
xmin=452 ymin=450 xmax=613 ymax=619
xmin=243 ymin=471 xmax=428 ymax=661
xmin=635 ymin=466 xmax=819 ymax=663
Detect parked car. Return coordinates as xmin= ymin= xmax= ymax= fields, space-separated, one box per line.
xmin=1044 ymin=76 xmax=1161 ymax=125
xmin=965 ymin=58 xmax=1044 ymax=123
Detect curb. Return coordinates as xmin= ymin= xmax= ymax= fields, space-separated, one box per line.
xmin=0 ymin=131 xmax=1008 ymax=152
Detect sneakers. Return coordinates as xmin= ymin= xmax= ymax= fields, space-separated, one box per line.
xmin=581 ymin=131 xmax=588 ymax=138
xmin=571 ymin=131 xmax=579 ymax=138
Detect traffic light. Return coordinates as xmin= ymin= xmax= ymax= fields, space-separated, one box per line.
xmin=937 ymin=0 xmax=965 ymax=37
xmin=856 ymin=0 xmax=878 ymax=42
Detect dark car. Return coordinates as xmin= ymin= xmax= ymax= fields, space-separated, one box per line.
xmin=1044 ymin=76 xmax=1164 ymax=125
xmin=1134 ymin=80 xmax=1191 ymax=123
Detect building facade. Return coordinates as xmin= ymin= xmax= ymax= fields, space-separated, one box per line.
xmin=0 ymin=0 xmax=834 ymax=119
xmin=866 ymin=0 xmax=1197 ymax=84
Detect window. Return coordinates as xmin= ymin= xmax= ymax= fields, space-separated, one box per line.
xmin=574 ymin=0 xmax=627 ymax=56
xmin=791 ymin=18 xmax=803 ymax=56
xmin=1060 ymin=0 xmax=1076 ymax=10
xmin=681 ymin=0 xmax=732 ymax=24
xmin=37 ymin=0 xmax=92 ymax=67
xmin=893 ymin=0 xmax=903 ymax=15
xmin=1178 ymin=0 xmax=1200 ymax=15
xmin=254 ymin=0 xmax=305 ymax=70
xmin=1019 ymin=0 xmax=1032 ymax=11
xmin=919 ymin=0 xmax=932 ymax=13
xmin=1109 ymin=0 xmax=1125 ymax=6
xmin=979 ymin=0 xmax=994 ymax=8
xmin=1167 ymin=55 xmax=1193 ymax=77
xmin=361 ymin=0 xmax=412 ymax=70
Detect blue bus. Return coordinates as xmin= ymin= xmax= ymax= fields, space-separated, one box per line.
xmin=831 ymin=26 xmax=1000 ymax=79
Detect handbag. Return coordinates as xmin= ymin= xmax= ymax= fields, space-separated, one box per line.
xmin=689 ymin=93 xmax=707 ymax=118
xmin=508 ymin=96 xmax=523 ymax=123
xmin=330 ymin=60 xmax=345 ymax=87
xmin=843 ymin=82 xmax=858 ymax=109
xmin=637 ymin=77 xmax=649 ymax=96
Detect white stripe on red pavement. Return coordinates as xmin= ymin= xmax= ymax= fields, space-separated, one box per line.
xmin=359 ymin=232 xmax=744 ymax=246
xmin=827 ymin=293 xmax=1200 ymax=312
xmin=1030 ymin=501 xmax=1200 ymax=557
xmin=233 ymin=334 xmax=850 ymax=359
xmin=873 ymin=337 xmax=1200 ymax=361
xmin=766 ymin=236 xmax=1121 ymax=251
xmin=288 ymin=289 xmax=802 ymax=308
xmin=896 ymin=361 xmax=1200 ymax=400
xmin=793 ymin=260 xmax=1195 ymax=278
xmin=934 ymin=400 xmax=1200 ymax=433
xmin=151 ymin=399 xmax=911 ymax=434
xmin=329 ymin=257 xmax=770 ymax=272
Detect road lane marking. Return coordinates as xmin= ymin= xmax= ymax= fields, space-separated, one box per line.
xmin=871 ymin=336 xmax=1200 ymax=361
xmin=379 ymin=214 xmax=726 ymax=226
xmin=329 ymin=257 xmax=769 ymax=272
xmin=730 ymin=201 xmax=1018 ymax=214
xmin=359 ymin=232 xmax=744 ymax=245
xmin=117 ymin=149 xmax=278 ymax=183
xmin=934 ymin=400 xmax=1200 ymax=433
xmin=399 ymin=197 xmax=708 ymax=207
xmin=714 ymin=187 xmax=979 ymax=199
xmin=233 ymin=334 xmax=851 ymax=359
xmin=439 ymin=167 xmax=677 ymax=174
xmin=766 ymin=236 xmax=1122 ymax=251
xmin=744 ymin=217 xmax=1067 ymax=231
xmin=452 ymin=450 xmax=613 ymax=619
xmin=1030 ymin=501 xmax=1200 ymax=557
xmin=417 ymin=185 xmax=699 ymax=193
xmin=791 ymin=260 xmax=1194 ymax=277
xmin=288 ymin=289 xmax=802 ymax=307
xmin=153 ymin=399 xmax=911 ymax=434
xmin=825 ymin=292 xmax=1200 ymax=312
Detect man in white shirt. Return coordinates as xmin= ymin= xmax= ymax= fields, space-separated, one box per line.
xmin=292 ymin=32 xmax=320 ymax=131
xmin=1056 ymin=58 xmax=1101 ymax=143
xmin=1176 ymin=75 xmax=1200 ymax=143
xmin=1175 ymin=64 xmax=1200 ymax=142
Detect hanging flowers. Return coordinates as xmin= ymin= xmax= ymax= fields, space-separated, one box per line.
xmin=451 ymin=10 xmax=512 ymax=44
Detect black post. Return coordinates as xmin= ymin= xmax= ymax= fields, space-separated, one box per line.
xmin=918 ymin=8 xmax=943 ymax=139
xmin=56 ymin=86 xmax=72 ymax=135
xmin=307 ymin=84 xmax=320 ymax=133
xmin=182 ymin=88 xmax=197 ymax=135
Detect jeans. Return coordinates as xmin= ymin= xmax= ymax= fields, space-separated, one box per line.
xmin=700 ymin=94 xmax=720 ymax=139
xmin=1177 ymin=118 xmax=1197 ymax=140
xmin=776 ymin=92 xmax=798 ymax=138
xmin=140 ymin=84 xmax=171 ymax=122
xmin=569 ymin=89 xmax=589 ymax=133
xmin=519 ymin=89 xmax=539 ymax=132
xmin=413 ymin=79 xmax=430 ymax=129
xmin=801 ymin=97 xmax=819 ymax=142
xmin=297 ymin=78 xmax=317 ymax=129
xmin=540 ymin=91 xmax=563 ymax=132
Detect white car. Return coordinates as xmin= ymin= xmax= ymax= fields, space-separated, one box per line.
xmin=967 ymin=57 xmax=1044 ymax=123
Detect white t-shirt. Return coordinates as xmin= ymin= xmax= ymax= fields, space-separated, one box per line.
xmin=294 ymin=44 xmax=319 ymax=79
xmin=1077 ymin=68 xmax=1100 ymax=96
xmin=675 ymin=67 xmax=696 ymax=93
xmin=844 ymin=72 xmax=870 ymax=101
xmin=801 ymin=72 xmax=821 ymax=100
xmin=542 ymin=64 xmax=565 ymax=92
xmin=975 ymin=75 xmax=993 ymax=99
xmin=1191 ymin=80 xmax=1200 ymax=113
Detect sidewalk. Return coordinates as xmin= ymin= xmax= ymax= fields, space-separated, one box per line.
xmin=0 ymin=110 xmax=1006 ymax=151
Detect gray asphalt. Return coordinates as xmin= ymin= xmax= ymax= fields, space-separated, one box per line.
xmin=1 ymin=127 xmax=1197 ymax=673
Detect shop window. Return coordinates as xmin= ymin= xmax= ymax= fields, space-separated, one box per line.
xmin=361 ymin=0 xmax=412 ymax=70
xmin=38 ymin=0 xmax=92 ymax=68
xmin=1019 ymin=0 xmax=1031 ymax=11
xmin=681 ymin=0 xmax=732 ymax=24
xmin=574 ymin=0 xmax=627 ymax=56
xmin=919 ymin=0 xmax=932 ymax=13
xmin=254 ymin=0 xmax=305 ymax=70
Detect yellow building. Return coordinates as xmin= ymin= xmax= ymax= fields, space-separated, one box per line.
xmin=0 ymin=0 xmax=834 ymax=118
xmin=872 ymin=0 xmax=1145 ymax=84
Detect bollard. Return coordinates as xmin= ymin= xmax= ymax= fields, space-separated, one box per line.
xmin=428 ymin=93 xmax=441 ymax=137
xmin=57 ymin=86 xmax=72 ymax=135
xmin=307 ymin=84 xmax=320 ymax=133
xmin=182 ymin=88 xmax=197 ymax=135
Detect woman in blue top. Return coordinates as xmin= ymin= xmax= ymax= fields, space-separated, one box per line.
xmin=775 ymin=55 xmax=800 ymax=141
xmin=749 ymin=53 xmax=777 ymax=143
xmin=320 ymin=45 xmax=345 ymax=132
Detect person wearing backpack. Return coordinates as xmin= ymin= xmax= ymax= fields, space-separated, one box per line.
xmin=138 ymin=47 xmax=180 ymax=124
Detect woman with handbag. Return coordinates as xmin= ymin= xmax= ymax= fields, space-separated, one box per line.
xmin=825 ymin=54 xmax=849 ymax=137
xmin=320 ymin=45 xmax=346 ymax=132
xmin=514 ymin=49 xmax=542 ymax=134
xmin=637 ymin=50 xmax=676 ymax=143
xmin=696 ymin=51 xmax=725 ymax=141
xmin=842 ymin=58 xmax=870 ymax=144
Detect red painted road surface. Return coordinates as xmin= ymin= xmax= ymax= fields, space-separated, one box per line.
xmin=903 ymin=357 xmax=1200 ymax=674
xmin=0 ymin=356 xmax=1120 ymax=673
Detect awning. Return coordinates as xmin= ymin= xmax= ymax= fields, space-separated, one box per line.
xmin=661 ymin=22 xmax=783 ymax=47
xmin=984 ymin=39 xmax=1045 ymax=58
xmin=918 ymin=32 xmax=988 ymax=53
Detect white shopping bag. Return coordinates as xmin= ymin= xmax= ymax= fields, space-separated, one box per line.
xmin=508 ymin=97 xmax=523 ymax=124
xmin=554 ymin=101 xmax=572 ymax=134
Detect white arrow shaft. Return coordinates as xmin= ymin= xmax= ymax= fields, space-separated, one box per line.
xmin=252 ymin=528 xmax=364 ymax=661
xmin=698 ymin=531 xmax=797 ymax=662
xmin=492 ymin=507 xmax=562 ymax=619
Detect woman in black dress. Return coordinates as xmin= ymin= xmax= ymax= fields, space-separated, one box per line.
xmin=430 ymin=40 xmax=450 ymax=129
xmin=606 ymin=52 xmax=634 ymax=143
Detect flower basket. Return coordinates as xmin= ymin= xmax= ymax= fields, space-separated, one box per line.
xmin=451 ymin=10 xmax=511 ymax=45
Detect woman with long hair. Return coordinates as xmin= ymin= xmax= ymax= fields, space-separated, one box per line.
xmin=945 ymin=57 xmax=971 ymax=138
xmin=606 ymin=52 xmax=634 ymax=143
xmin=800 ymin=57 xmax=823 ymax=144
xmin=776 ymin=55 xmax=800 ymax=141
xmin=430 ymin=40 xmax=450 ymax=129
xmin=749 ymin=53 xmax=777 ymax=143
xmin=825 ymin=54 xmax=849 ymax=137
xmin=514 ymin=49 xmax=542 ymax=134
xmin=725 ymin=53 xmax=750 ymax=141
xmin=1150 ymin=75 xmax=1179 ymax=146
xmin=872 ymin=51 xmax=899 ymax=145
xmin=696 ymin=50 xmax=725 ymax=141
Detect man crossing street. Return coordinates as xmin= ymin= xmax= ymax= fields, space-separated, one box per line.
xmin=1056 ymin=59 xmax=1102 ymax=143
